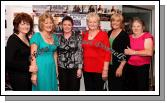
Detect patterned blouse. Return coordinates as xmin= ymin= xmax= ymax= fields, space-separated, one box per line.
xmin=57 ymin=32 xmax=83 ymax=69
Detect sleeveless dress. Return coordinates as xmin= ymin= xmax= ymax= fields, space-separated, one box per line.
xmin=30 ymin=32 xmax=59 ymax=91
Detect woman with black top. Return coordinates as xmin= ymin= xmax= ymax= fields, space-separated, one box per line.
xmin=108 ymin=13 xmax=130 ymax=91
xmin=6 ymin=12 xmax=33 ymax=91
xmin=57 ymin=16 xmax=83 ymax=91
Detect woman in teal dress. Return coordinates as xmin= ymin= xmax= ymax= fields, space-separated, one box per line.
xmin=29 ymin=13 xmax=59 ymax=91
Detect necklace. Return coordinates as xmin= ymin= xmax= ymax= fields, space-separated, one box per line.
xmin=45 ymin=34 xmax=52 ymax=39
xmin=47 ymin=36 xmax=52 ymax=39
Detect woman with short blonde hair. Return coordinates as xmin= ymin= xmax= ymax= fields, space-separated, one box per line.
xmin=86 ymin=12 xmax=100 ymax=24
xmin=82 ymin=12 xmax=111 ymax=91
xmin=107 ymin=13 xmax=130 ymax=91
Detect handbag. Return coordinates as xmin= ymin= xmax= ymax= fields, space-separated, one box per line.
xmin=103 ymin=80 xmax=109 ymax=91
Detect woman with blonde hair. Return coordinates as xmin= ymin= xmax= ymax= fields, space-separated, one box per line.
xmin=82 ymin=12 xmax=111 ymax=91
xmin=107 ymin=13 xmax=130 ymax=91
xmin=29 ymin=12 xmax=59 ymax=91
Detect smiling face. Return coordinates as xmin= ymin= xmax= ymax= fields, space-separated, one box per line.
xmin=132 ymin=21 xmax=144 ymax=35
xmin=62 ymin=20 xmax=73 ymax=33
xmin=87 ymin=17 xmax=99 ymax=30
xmin=111 ymin=17 xmax=122 ymax=30
xmin=42 ymin=18 xmax=54 ymax=33
xmin=18 ymin=21 xmax=30 ymax=34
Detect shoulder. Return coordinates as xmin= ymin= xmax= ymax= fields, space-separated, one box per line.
xmin=30 ymin=32 xmax=41 ymax=41
xmin=107 ymin=30 xmax=112 ymax=38
xmin=7 ymin=34 xmax=18 ymax=43
xmin=31 ymin=32 xmax=40 ymax=38
xmin=129 ymin=34 xmax=133 ymax=38
xmin=143 ymin=32 xmax=153 ymax=38
xmin=6 ymin=34 xmax=19 ymax=48
xmin=120 ymin=31 xmax=129 ymax=40
xmin=53 ymin=33 xmax=59 ymax=39
xmin=99 ymin=30 xmax=108 ymax=36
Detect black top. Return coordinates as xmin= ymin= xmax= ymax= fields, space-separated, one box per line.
xmin=57 ymin=32 xmax=83 ymax=69
xmin=108 ymin=30 xmax=130 ymax=65
xmin=6 ymin=34 xmax=30 ymax=72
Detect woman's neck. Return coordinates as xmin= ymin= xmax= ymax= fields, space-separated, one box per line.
xmin=133 ymin=32 xmax=144 ymax=38
xmin=17 ymin=32 xmax=27 ymax=40
xmin=64 ymin=31 xmax=72 ymax=39
xmin=42 ymin=31 xmax=50 ymax=36
xmin=64 ymin=31 xmax=72 ymax=36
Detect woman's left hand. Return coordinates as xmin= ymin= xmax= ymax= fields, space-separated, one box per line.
xmin=77 ymin=69 xmax=82 ymax=78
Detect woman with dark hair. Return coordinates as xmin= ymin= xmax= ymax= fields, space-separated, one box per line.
xmin=124 ymin=17 xmax=154 ymax=91
xmin=6 ymin=12 xmax=33 ymax=91
xmin=57 ymin=16 xmax=83 ymax=91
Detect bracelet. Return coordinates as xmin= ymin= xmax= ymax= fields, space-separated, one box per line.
xmin=133 ymin=50 xmax=136 ymax=55
xmin=31 ymin=72 xmax=37 ymax=75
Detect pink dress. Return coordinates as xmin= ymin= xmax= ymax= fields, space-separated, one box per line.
xmin=128 ymin=32 xmax=154 ymax=66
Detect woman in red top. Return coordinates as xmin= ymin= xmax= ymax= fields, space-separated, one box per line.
xmin=124 ymin=17 xmax=154 ymax=91
xmin=82 ymin=12 xmax=111 ymax=91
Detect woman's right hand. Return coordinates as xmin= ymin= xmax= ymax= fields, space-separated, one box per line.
xmin=31 ymin=73 xmax=37 ymax=86
xmin=29 ymin=65 xmax=38 ymax=73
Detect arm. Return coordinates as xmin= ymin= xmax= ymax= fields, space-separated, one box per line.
xmin=54 ymin=52 xmax=59 ymax=77
xmin=6 ymin=36 xmax=29 ymax=72
xmin=134 ymin=38 xmax=154 ymax=56
xmin=29 ymin=44 xmax=38 ymax=73
xmin=76 ymin=35 xmax=83 ymax=78
xmin=115 ymin=33 xmax=129 ymax=77
xmin=102 ymin=33 xmax=111 ymax=80
xmin=125 ymin=38 xmax=154 ymax=56
xmin=29 ymin=44 xmax=38 ymax=86
xmin=115 ymin=60 xmax=126 ymax=77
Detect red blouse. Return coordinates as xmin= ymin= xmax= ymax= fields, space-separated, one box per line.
xmin=82 ymin=30 xmax=111 ymax=73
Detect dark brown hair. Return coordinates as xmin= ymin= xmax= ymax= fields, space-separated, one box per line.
xmin=131 ymin=17 xmax=146 ymax=32
xmin=13 ymin=12 xmax=33 ymax=35
xmin=62 ymin=16 xmax=74 ymax=26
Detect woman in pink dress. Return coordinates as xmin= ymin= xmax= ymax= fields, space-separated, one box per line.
xmin=124 ymin=17 xmax=154 ymax=91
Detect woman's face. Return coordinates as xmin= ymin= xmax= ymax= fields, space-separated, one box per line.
xmin=62 ymin=20 xmax=73 ymax=33
xmin=42 ymin=18 xmax=54 ymax=32
xmin=87 ymin=17 xmax=99 ymax=30
xmin=111 ymin=17 xmax=122 ymax=30
xmin=132 ymin=21 xmax=144 ymax=35
xmin=18 ymin=21 xmax=30 ymax=34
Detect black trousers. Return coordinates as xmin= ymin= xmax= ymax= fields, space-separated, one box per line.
xmin=124 ymin=64 xmax=150 ymax=91
xmin=83 ymin=72 xmax=105 ymax=91
xmin=8 ymin=70 xmax=32 ymax=91
xmin=58 ymin=67 xmax=80 ymax=91
xmin=108 ymin=64 xmax=126 ymax=91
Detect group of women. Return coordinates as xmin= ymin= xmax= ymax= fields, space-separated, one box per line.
xmin=6 ymin=11 xmax=154 ymax=91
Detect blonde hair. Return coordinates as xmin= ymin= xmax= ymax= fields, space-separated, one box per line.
xmin=110 ymin=13 xmax=124 ymax=29
xmin=38 ymin=12 xmax=55 ymax=33
xmin=86 ymin=12 xmax=100 ymax=25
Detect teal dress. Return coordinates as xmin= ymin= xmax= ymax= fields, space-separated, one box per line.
xmin=30 ymin=32 xmax=59 ymax=91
